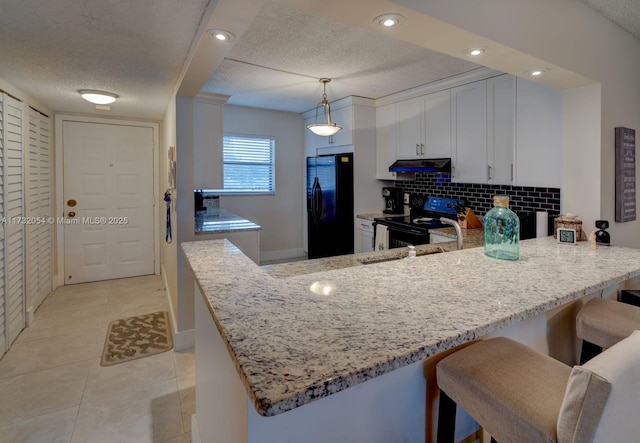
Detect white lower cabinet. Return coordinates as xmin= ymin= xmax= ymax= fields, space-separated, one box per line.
xmin=357 ymin=218 xmax=375 ymax=253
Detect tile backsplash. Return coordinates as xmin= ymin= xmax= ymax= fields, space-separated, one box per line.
xmin=394 ymin=173 xmax=561 ymax=217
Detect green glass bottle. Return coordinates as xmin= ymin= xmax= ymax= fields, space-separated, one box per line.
xmin=484 ymin=196 xmax=520 ymax=261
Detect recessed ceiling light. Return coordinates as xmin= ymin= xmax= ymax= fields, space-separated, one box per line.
xmin=373 ymin=13 xmax=405 ymax=28
xmin=208 ymin=29 xmax=235 ymax=42
xmin=78 ymin=90 xmax=118 ymax=105
xmin=525 ymin=68 xmax=549 ymax=77
xmin=465 ymin=47 xmax=487 ymax=57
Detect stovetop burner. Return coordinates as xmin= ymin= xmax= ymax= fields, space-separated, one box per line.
xmin=374 ymin=196 xmax=465 ymax=233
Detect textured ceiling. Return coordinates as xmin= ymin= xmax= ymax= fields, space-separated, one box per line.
xmin=201 ymin=1 xmax=482 ymax=113
xmin=0 ymin=0 xmax=211 ymax=119
xmin=581 ymin=0 xmax=640 ymax=39
xmin=0 ymin=0 xmax=639 ymax=119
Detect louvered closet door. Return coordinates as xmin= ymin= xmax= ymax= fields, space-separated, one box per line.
xmin=0 ymin=94 xmax=6 ymax=356
xmin=3 ymin=95 xmax=24 ymax=346
xmin=27 ymin=109 xmax=40 ymax=309
xmin=26 ymin=109 xmax=51 ymax=309
xmin=37 ymin=113 xmax=51 ymax=299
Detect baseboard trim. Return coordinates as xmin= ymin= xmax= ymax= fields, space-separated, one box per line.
xmin=25 ymin=306 xmax=35 ymax=326
xmin=161 ymin=264 xmax=195 ymax=351
xmin=191 ymin=414 xmax=201 ymax=443
xmin=260 ymin=247 xmax=306 ymax=263
xmin=175 ymin=328 xmax=195 ymax=351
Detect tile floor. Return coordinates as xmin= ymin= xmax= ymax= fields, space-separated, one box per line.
xmin=0 ymin=275 xmax=194 ymax=443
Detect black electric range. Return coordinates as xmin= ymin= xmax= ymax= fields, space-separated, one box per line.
xmin=373 ymin=196 xmax=465 ymax=248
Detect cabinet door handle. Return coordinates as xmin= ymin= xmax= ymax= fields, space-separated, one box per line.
xmin=421 ymin=143 xmax=425 ymax=155
xmin=510 ymin=163 xmax=514 ymax=182
xmin=451 ymin=164 xmax=455 ymax=178
xmin=488 ymin=165 xmax=492 ymax=180
xmin=416 ymin=143 xmax=420 ymax=155
xmin=329 ymin=135 xmax=334 ymax=144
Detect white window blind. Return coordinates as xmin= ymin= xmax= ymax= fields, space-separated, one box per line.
xmin=222 ymin=135 xmax=275 ymax=194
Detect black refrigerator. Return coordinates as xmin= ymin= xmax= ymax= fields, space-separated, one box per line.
xmin=307 ymin=153 xmax=354 ymax=259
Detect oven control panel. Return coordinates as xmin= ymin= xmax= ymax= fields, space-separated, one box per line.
xmin=422 ymin=197 xmax=465 ymax=216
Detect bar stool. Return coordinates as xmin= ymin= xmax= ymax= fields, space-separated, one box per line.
xmin=435 ymin=331 xmax=640 ymax=443
xmin=576 ymin=297 xmax=640 ymax=363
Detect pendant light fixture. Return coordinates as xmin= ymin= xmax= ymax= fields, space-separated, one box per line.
xmin=306 ymin=78 xmax=342 ymax=137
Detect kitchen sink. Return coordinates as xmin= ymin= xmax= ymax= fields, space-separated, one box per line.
xmin=357 ymin=248 xmax=444 ymax=265
xmin=358 ymin=256 xmax=404 ymax=265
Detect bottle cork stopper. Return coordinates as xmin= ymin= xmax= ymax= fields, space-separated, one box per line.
xmin=493 ymin=196 xmax=509 ymax=207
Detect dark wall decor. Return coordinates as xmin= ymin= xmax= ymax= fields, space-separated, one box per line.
xmin=615 ymin=127 xmax=636 ymax=222
xmin=394 ymin=173 xmax=561 ymax=217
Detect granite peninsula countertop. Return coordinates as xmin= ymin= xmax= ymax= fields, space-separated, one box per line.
xmin=195 ymin=208 xmax=261 ymax=234
xmin=182 ymin=237 xmax=640 ymax=417
xmin=261 ymin=228 xmax=484 ymax=278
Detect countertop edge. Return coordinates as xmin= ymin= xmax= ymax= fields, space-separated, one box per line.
xmin=182 ymin=238 xmax=640 ymax=417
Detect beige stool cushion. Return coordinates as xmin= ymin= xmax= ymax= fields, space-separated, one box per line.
xmin=576 ymin=298 xmax=640 ymax=348
xmin=436 ymin=337 xmax=572 ymax=443
xmin=557 ymin=330 xmax=640 ymax=442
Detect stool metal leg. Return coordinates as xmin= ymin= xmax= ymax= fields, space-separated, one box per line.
xmin=580 ymin=340 xmax=603 ymax=364
xmin=436 ymin=390 xmax=457 ymax=443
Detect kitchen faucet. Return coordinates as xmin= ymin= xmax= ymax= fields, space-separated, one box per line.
xmin=440 ymin=217 xmax=463 ymax=250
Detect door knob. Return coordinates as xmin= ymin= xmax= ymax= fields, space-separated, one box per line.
xmin=67 ymin=199 xmax=77 ymax=207
xmin=67 ymin=211 xmax=76 ymax=218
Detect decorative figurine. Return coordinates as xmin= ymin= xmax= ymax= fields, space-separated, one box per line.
xmin=595 ymin=220 xmax=610 ymax=246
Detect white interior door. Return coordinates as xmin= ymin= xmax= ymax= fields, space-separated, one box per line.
xmin=63 ymin=121 xmax=154 ymax=284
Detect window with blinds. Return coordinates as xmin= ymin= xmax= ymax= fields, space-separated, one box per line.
xmin=222 ymin=135 xmax=275 ymax=194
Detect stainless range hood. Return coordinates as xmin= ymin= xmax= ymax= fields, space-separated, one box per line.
xmin=388 ymin=158 xmax=451 ymax=173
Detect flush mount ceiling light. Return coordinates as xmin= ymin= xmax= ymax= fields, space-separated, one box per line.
xmin=208 ymin=29 xmax=235 ymax=42
xmin=525 ymin=68 xmax=549 ymax=77
xmin=306 ymin=78 xmax=342 ymax=137
xmin=78 ymin=90 xmax=118 ymax=105
xmin=465 ymin=46 xmax=487 ymax=57
xmin=373 ymin=13 xmax=405 ymax=28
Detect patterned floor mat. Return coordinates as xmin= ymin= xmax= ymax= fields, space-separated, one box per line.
xmin=101 ymin=311 xmax=173 ymax=366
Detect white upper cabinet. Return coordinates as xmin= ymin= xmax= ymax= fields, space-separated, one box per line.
xmin=487 ymin=75 xmax=516 ymax=185
xmin=397 ymin=90 xmax=451 ymax=159
xmin=423 ymin=90 xmax=452 ymax=159
xmin=372 ymin=69 xmax=562 ymax=188
xmin=451 ymin=74 xmax=516 ymax=186
xmin=397 ymin=98 xmax=423 ymax=158
xmin=516 ymin=78 xmax=562 ymax=188
xmin=451 ymin=80 xmax=487 ymax=183
xmin=182 ymin=93 xmax=229 ymax=190
xmin=375 ymin=103 xmax=397 ymax=180
xmin=328 ymin=105 xmax=353 ymax=147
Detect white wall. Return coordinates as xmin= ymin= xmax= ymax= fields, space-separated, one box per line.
xmin=394 ymin=0 xmax=640 ymax=246
xmin=221 ymin=105 xmax=305 ymax=261
xmin=160 ymin=96 xmax=179 ymax=331
xmin=562 ymin=84 xmax=602 ymax=225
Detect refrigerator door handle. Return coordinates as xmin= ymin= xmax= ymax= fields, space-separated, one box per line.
xmin=311 ymin=177 xmax=323 ymax=224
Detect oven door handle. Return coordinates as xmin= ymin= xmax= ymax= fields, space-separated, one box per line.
xmin=383 ymin=224 xmax=429 ymax=237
